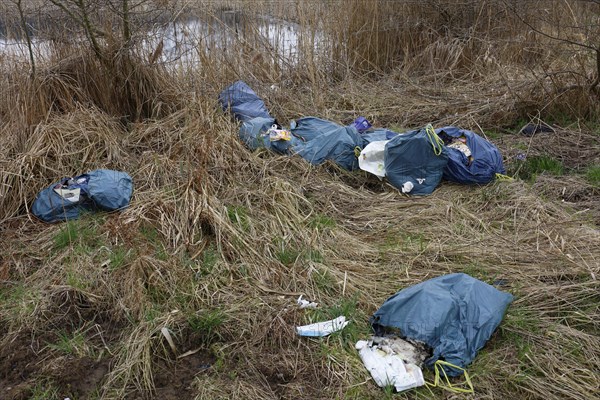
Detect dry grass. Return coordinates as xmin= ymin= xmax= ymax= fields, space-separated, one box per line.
xmin=1 ymin=1 xmax=599 ymax=399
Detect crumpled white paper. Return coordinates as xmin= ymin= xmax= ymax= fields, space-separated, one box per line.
xmin=296 ymin=316 xmax=349 ymax=337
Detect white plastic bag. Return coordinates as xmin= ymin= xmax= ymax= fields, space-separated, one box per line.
xmin=359 ymin=140 xmax=389 ymax=178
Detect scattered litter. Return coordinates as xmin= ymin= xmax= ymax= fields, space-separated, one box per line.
xmin=446 ymin=136 xmax=472 ymax=160
xmin=427 ymin=360 xmax=474 ymax=394
xmin=356 ymin=337 xmax=425 ymax=393
xmin=218 ymin=80 xmax=271 ymax=122
xmin=401 ymin=181 xmax=414 ymax=194
xmin=53 ymin=187 xmax=81 ymax=203
xmin=384 ymin=124 xmax=448 ymax=195
xmin=297 ymin=295 xmax=318 ymax=309
xmin=296 ymin=315 xmax=348 ymax=337
xmin=516 ymin=152 xmax=527 ymax=161
xmin=436 ymin=126 xmax=505 ymax=184
xmin=266 ymin=125 xmax=292 ymax=141
xmin=371 ymin=273 xmax=513 ymax=375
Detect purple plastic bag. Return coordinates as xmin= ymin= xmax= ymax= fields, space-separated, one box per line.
xmin=353 ymin=116 xmax=372 ymax=133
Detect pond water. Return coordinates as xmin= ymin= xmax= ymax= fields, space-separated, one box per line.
xmin=0 ymin=13 xmax=317 ymax=67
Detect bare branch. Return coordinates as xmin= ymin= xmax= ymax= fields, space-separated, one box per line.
xmin=502 ymin=0 xmax=598 ymax=51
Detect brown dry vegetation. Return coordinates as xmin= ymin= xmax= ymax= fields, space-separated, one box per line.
xmin=0 ymin=1 xmax=599 ymax=399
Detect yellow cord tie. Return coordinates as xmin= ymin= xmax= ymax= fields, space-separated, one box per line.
xmin=495 ymin=173 xmax=513 ymax=181
xmin=354 ymin=146 xmax=362 ymax=158
xmin=425 ymin=360 xmax=474 ymax=394
xmin=425 ymin=124 xmax=444 ymax=156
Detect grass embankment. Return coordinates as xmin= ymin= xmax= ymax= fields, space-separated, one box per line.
xmin=0 ymin=1 xmax=599 ymax=399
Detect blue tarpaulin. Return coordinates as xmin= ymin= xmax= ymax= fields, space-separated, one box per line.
xmin=32 ymin=169 xmax=133 ymax=223
xmin=370 ymin=273 xmax=513 ymax=375
xmin=436 ymin=126 xmax=505 ymax=184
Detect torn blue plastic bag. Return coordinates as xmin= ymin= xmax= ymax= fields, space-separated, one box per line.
xmin=238 ymin=116 xmax=302 ymax=154
xmin=32 ymin=169 xmax=133 ymax=223
xmin=370 ymin=273 xmax=513 ymax=376
xmin=219 ymin=81 xmax=301 ymax=155
xmin=436 ymin=126 xmax=505 ymax=184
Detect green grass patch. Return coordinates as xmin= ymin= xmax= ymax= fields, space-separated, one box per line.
xmin=29 ymin=380 xmax=61 ymax=400
xmin=381 ymin=231 xmax=427 ymax=253
xmin=140 ymin=224 xmax=160 ymax=242
xmin=483 ymin=130 xmax=502 ymax=140
xmin=516 ymin=155 xmax=564 ymax=181
xmin=275 ymin=241 xmax=302 ymax=265
xmin=585 ymin=165 xmax=600 ymax=186
xmin=202 ymin=246 xmax=218 ymax=271
xmin=305 ymin=249 xmax=324 ymax=263
xmin=226 ymin=205 xmax=250 ymax=231
xmin=504 ymin=308 xmax=542 ymax=334
xmin=187 ymin=309 xmax=228 ymax=344
xmin=53 ymin=217 xmax=102 ymax=251
xmin=109 ymin=246 xmax=131 ymax=270
xmin=308 ymin=214 xmax=336 ymax=230
xmin=65 ymin=268 xmax=90 ymax=290
xmin=0 ymin=285 xmax=42 ymax=321
xmin=460 ymin=262 xmax=492 ymax=282
xmin=311 ymin=268 xmax=337 ymax=295
xmin=47 ymin=330 xmax=90 ymax=356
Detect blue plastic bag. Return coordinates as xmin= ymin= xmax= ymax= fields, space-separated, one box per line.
xmin=436 ymin=126 xmax=505 ymax=184
xmin=32 ymin=170 xmax=133 ymax=223
xmin=384 ymin=126 xmax=449 ymax=195
xmin=218 ymin=80 xmax=272 ymax=122
xmin=290 ymin=117 xmax=363 ymax=170
xmin=371 ymin=273 xmax=513 ymax=376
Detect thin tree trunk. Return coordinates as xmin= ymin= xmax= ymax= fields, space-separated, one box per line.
xmin=16 ymin=0 xmax=36 ymax=76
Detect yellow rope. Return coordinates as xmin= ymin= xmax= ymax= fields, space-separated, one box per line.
xmin=495 ymin=173 xmax=513 ymax=181
xmin=425 ymin=360 xmax=474 ymax=394
xmin=425 ymin=124 xmax=444 ymax=156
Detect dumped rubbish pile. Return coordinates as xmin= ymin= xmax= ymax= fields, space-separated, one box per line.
xmin=219 ymin=80 xmax=507 ymax=195
xmin=32 ymin=169 xmax=133 ymax=223
xmin=294 ymin=273 xmax=513 ymax=394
